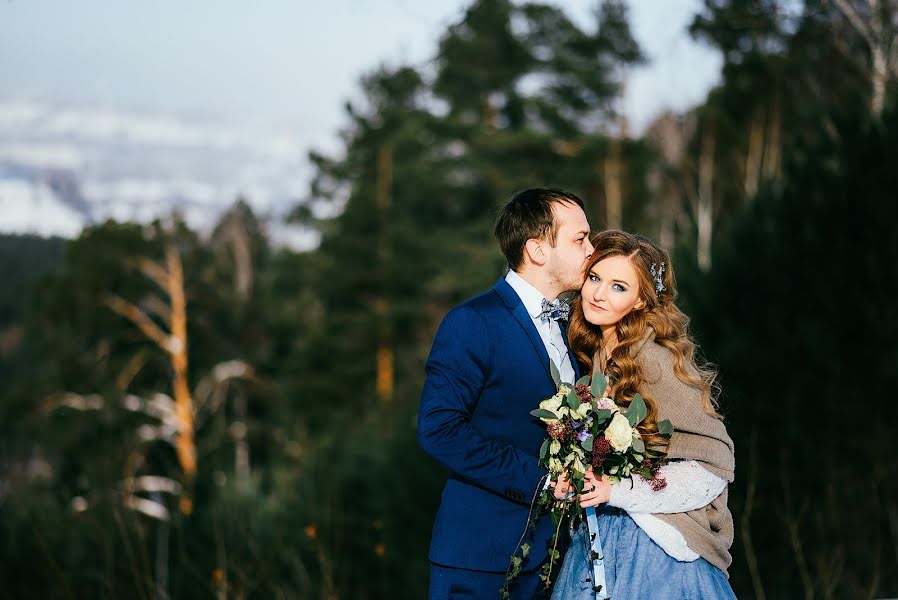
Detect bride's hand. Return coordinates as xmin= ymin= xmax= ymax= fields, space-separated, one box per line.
xmin=578 ymin=468 xmax=612 ymax=507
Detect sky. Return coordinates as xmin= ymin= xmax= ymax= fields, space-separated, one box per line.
xmin=0 ymin=0 xmax=721 ymax=156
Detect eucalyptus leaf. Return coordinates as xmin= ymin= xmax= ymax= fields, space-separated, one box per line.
xmin=591 ymin=372 xmax=607 ymax=398
xmin=627 ymin=394 xmax=647 ymax=426
xmin=567 ymin=388 xmax=581 ymax=409
xmin=549 ymin=360 xmax=561 ymax=387
xmin=593 ymin=408 xmax=612 ymax=424
xmin=657 ymin=419 xmax=673 ymax=437
xmin=531 ymin=408 xmax=558 ymax=420
xmin=582 ymin=435 xmax=594 ymax=452
xmin=539 ymin=438 xmax=550 ymax=459
xmin=631 ymin=436 xmax=645 ymax=453
xmin=576 ymin=375 xmax=590 ymax=386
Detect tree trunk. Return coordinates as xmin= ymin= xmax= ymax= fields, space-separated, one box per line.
xmin=697 ymin=130 xmax=715 ymax=272
xmin=106 ymin=245 xmax=196 ymax=513
xmin=659 ymin=180 xmax=677 ymax=251
xmin=154 ymin=490 xmax=170 ymax=600
xmin=744 ymin=110 xmax=764 ymax=199
xmin=225 ymin=217 xmax=253 ymax=302
xmin=871 ymin=45 xmax=888 ymax=116
xmin=233 ymin=390 xmax=250 ymax=485
xmin=604 ymin=138 xmax=623 ymax=230
xmin=831 ymin=0 xmax=896 ymax=118
xmin=376 ymin=142 xmax=394 ymax=403
xmin=762 ymin=96 xmax=782 ymax=182
xmin=167 ymin=245 xmax=196 ymax=502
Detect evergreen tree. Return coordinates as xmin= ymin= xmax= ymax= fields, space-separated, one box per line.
xmin=693 ymin=100 xmax=898 ymax=599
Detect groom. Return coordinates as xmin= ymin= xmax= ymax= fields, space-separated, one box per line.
xmin=419 ymin=188 xmax=594 ymax=599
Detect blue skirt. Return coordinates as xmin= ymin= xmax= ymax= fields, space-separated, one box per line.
xmin=551 ymin=507 xmax=736 ymax=600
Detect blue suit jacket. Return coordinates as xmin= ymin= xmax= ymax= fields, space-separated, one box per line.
xmin=418 ymin=278 xmax=580 ymax=573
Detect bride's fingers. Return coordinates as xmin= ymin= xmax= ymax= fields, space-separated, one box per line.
xmin=578 ymin=479 xmax=612 ymax=506
xmin=577 ymin=490 xmax=604 ymax=507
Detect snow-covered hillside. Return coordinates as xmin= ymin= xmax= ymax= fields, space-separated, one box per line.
xmin=0 ymin=178 xmax=85 ymax=238
xmin=0 ymin=99 xmax=317 ymax=247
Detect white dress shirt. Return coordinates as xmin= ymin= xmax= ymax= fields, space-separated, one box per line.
xmin=504 ymin=270 xmax=576 ymax=385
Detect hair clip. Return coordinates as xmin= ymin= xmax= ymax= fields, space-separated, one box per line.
xmin=650 ymin=262 xmax=667 ymax=294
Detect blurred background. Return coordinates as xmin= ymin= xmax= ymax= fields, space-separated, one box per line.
xmin=1 ymin=1 xmax=896 ymax=598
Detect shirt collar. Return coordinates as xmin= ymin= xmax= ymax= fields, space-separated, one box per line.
xmin=505 ymin=270 xmax=551 ymax=321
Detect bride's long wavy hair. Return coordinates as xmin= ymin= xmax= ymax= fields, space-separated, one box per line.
xmin=567 ymin=231 xmax=722 ymax=451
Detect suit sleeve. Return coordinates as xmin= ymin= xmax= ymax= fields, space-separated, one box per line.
xmin=418 ymin=306 xmax=547 ymax=504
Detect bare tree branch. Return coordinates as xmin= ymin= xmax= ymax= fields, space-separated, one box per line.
xmin=134 ymin=258 xmax=171 ymax=295
xmin=142 ymin=295 xmax=172 ymax=326
xmin=106 ymin=295 xmax=173 ymax=352
xmin=125 ymin=495 xmax=170 ymax=521
xmin=116 ymin=350 xmax=148 ymax=392
xmin=44 ymin=392 xmax=105 ymax=412
xmin=832 ymin=0 xmax=876 ymax=49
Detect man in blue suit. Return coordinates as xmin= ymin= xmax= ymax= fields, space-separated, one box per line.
xmin=419 ymin=188 xmax=594 ymax=599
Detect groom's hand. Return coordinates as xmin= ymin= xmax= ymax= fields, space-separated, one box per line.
xmin=551 ymin=471 xmax=572 ymax=500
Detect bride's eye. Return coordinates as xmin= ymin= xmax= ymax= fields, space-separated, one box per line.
xmin=588 ymin=274 xmax=600 ymax=283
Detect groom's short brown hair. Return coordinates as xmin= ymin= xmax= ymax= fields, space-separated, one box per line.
xmin=494 ymin=187 xmax=585 ymax=271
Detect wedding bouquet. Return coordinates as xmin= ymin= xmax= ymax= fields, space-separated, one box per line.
xmin=501 ymin=365 xmax=672 ymax=597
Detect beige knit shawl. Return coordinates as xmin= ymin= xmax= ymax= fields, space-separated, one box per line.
xmin=595 ymin=329 xmax=736 ymax=576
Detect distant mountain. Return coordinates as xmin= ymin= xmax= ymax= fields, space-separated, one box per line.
xmin=0 ymin=176 xmax=86 ymax=238
xmin=0 ymin=99 xmax=318 ymax=248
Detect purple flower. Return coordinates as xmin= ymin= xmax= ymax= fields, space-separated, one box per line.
xmin=577 ymin=429 xmax=590 ymax=442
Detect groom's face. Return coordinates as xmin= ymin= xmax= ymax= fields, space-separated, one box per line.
xmin=545 ymin=202 xmax=593 ymax=292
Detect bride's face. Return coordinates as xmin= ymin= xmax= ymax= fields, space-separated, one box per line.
xmin=580 ymin=255 xmax=645 ymax=327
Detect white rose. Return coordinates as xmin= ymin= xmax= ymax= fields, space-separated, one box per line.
xmin=538 ymin=398 xmax=561 ymax=422
xmin=540 ymin=394 xmax=563 ymax=412
xmin=605 ymin=413 xmax=634 ymax=452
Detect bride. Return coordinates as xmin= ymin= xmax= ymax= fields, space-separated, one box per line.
xmin=551 ymin=230 xmax=736 ymax=600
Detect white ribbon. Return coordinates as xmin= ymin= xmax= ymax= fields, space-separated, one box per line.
xmin=585 ymin=506 xmax=610 ymax=599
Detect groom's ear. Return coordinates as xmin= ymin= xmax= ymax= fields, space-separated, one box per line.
xmin=524 ymin=238 xmax=547 ymax=266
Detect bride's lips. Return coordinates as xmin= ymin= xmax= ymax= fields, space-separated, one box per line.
xmin=587 ymin=302 xmax=606 ymax=312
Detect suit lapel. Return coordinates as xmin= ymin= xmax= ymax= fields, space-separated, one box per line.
xmin=493 ymin=278 xmax=553 ymax=382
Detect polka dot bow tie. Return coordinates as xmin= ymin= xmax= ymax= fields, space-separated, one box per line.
xmin=538 ymin=298 xmax=570 ymax=323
